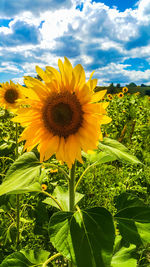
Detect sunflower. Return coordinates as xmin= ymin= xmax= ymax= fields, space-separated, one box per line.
xmin=0 ymin=81 xmax=25 ymax=110
xmin=41 ymin=184 xmax=47 ymax=191
xmin=50 ymin=168 xmax=58 ymax=173
xmin=122 ymin=87 xmax=128 ymax=93
xmin=118 ymin=92 xmax=124 ymax=98
xmin=107 ymin=94 xmax=113 ymax=100
xmin=13 ymin=57 xmax=111 ymax=168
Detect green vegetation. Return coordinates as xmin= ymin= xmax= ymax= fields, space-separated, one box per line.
xmin=0 ymin=92 xmax=150 ymax=266
xmin=95 ymin=83 xmax=150 ymax=95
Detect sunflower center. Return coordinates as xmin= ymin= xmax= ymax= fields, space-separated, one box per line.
xmin=52 ymin=103 xmax=73 ymax=126
xmin=4 ymin=88 xmax=18 ymax=104
xmin=43 ymin=92 xmax=83 ymax=138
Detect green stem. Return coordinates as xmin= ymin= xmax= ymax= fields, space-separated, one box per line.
xmin=15 ymin=122 xmax=20 ymax=247
xmin=75 ymin=161 xmax=98 ymax=191
xmin=42 ymin=253 xmax=61 ymax=267
xmin=41 ymin=190 xmax=64 ymax=211
xmin=68 ymin=162 xmax=76 ymax=267
xmin=15 ymin=122 xmax=18 ymax=158
xmin=16 ymin=194 xmax=20 ymax=246
xmin=69 ymin=162 xmax=76 ymax=212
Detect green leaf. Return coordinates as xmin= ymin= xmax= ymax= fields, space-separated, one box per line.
xmin=0 ymin=141 xmax=15 ymax=156
xmin=115 ymin=193 xmax=145 ymax=212
xmin=115 ymin=206 xmax=150 ymax=245
xmin=0 ymin=252 xmax=33 ymax=266
xmin=21 ymin=249 xmax=50 ymax=265
xmin=43 ymin=186 xmax=84 ymax=211
xmin=111 ymin=236 xmax=137 ymax=267
xmin=0 ymin=208 xmax=4 ymax=213
xmin=0 ymin=152 xmax=42 ymax=196
xmin=98 ymin=138 xmax=141 ymax=164
xmin=82 ymin=150 xmax=116 ymax=164
xmin=49 ymin=207 xmax=115 ymax=267
xmin=0 ymin=250 xmax=50 ymax=267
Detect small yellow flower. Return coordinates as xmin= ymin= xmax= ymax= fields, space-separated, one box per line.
xmin=0 ymin=81 xmax=25 ymax=110
xmin=41 ymin=184 xmax=47 ymax=190
xmin=107 ymin=94 xmax=113 ymax=100
xmin=50 ymin=168 xmax=58 ymax=173
xmin=118 ymin=92 xmax=124 ymax=98
xmin=122 ymin=87 xmax=128 ymax=93
xmin=122 ymin=110 xmax=126 ymax=113
xmin=134 ymin=92 xmax=140 ymax=96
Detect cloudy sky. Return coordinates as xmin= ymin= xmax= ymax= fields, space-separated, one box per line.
xmin=1 ymin=0 xmax=150 ymax=86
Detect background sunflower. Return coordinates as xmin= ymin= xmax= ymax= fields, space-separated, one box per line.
xmin=122 ymin=87 xmax=128 ymax=93
xmin=118 ymin=92 xmax=124 ymax=98
xmin=0 ymin=81 xmax=25 ymax=110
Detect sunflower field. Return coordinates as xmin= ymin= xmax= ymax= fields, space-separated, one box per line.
xmin=0 ymin=59 xmax=150 ymax=267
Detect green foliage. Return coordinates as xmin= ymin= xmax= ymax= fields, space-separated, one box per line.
xmin=99 ymin=138 xmax=141 ymax=164
xmin=0 ymin=152 xmax=42 ymax=195
xmin=43 ymin=185 xmax=84 ymax=211
xmin=0 ymin=93 xmax=150 ymax=266
xmin=0 ymin=250 xmax=50 ymax=266
xmin=111 ymin=236 xmax=137 ymax=267
xmin=114 ymin=193 xmax=150 ymax=245
xmin=49 ymin=207 xmax=115 ymax=267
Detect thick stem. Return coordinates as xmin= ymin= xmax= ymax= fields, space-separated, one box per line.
xmin=15 ymin=123 xmax=20 ymax=247
xmin=42 ymin=253 xmax=61 ymax=267
xmin=16 ymin=194 xmax=20 ymax=246
xmin=68 ymin=163 xmax=76 ymax=267
xmin=69 ymin=162 xmax=76 ymax=212
xmin=15 ymin=122 xmax=18 ymax=158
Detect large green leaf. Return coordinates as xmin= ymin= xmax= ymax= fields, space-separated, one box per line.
xmin=0 ymin=152 xmax=42 ymax=196
xmin=115 ymin=192 xmax=145 ymax=212
xmin=0 ymin=250 xmax=50 ymax=266
xmin=111 ymin=236 xmax=137 ymax=267
xmin=43 ymin=186 xmax=84 ymax=211
xmin=114 ymin=206 xmax=150 ymax=245
xmin=49 ymin=207 xmax=115 ymax=267
xmin=82 ymin=150 xmax=117 ymax=164
xmin=99 ymin=138 xmax=141 ymax=164
xmin=21 ymin=250 xmax=50 ymax=265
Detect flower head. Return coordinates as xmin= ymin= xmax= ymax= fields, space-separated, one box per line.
xmin=13 ymin=57 xmax=111 ymax=168
xmin=107 ymin=94 xmax=113 ymax=100
xmin=0 ymin=81 xmax=24 ymax=110
xmin=118 ymin=92 xmax=124 ymax=98
xmin=41 ymin=184 xmax=47 ymax=190
xmin=122 ymin=87 xmax=128 ymax=93
xmin=50 ymin=168 xmax=58 ymax=173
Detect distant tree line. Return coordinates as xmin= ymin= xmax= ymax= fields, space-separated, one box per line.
xmin=95 ymin=82 xmax=150 ymax=96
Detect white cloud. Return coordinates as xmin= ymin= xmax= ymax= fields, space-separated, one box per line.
xmin=1 ymin=0 xmax=150 ymax=85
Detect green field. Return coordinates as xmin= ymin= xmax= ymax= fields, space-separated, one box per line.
xmin=0 ymin=91 xmax=150 ymax=266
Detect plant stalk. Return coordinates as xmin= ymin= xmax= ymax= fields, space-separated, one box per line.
xmin=16 ymin=194 xmax=20 ymax=246
xmin=69 ymin=162 xmax=76 ymax=212
xmin=15 ymin=122 xmax=20 ymax=247
xmin=42 ymin=253 xmax=61 ymax=267
xmin=68 ymin=162 xmax=76 ymax=267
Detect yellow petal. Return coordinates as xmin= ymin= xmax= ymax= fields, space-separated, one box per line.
xmin=46 ymin=66 xmax=61 ymax=85
xmin=91 ymin=90 xmax=107 ymax=102
xmin=87 ymin=78 xmax=98 ymax=92
xmin=36 ymin=66 xmax=50 ymax=83
xmin=97 ymin=115 xmax=112 ymax=124
xmin=89 ymin=70 xmax=95 ymax=79
xmin=73 ymin=64 xmax=86 ymax=89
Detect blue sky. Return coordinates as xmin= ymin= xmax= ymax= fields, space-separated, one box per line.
xmin=0 ymin=0 xmax=150 ymax=86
